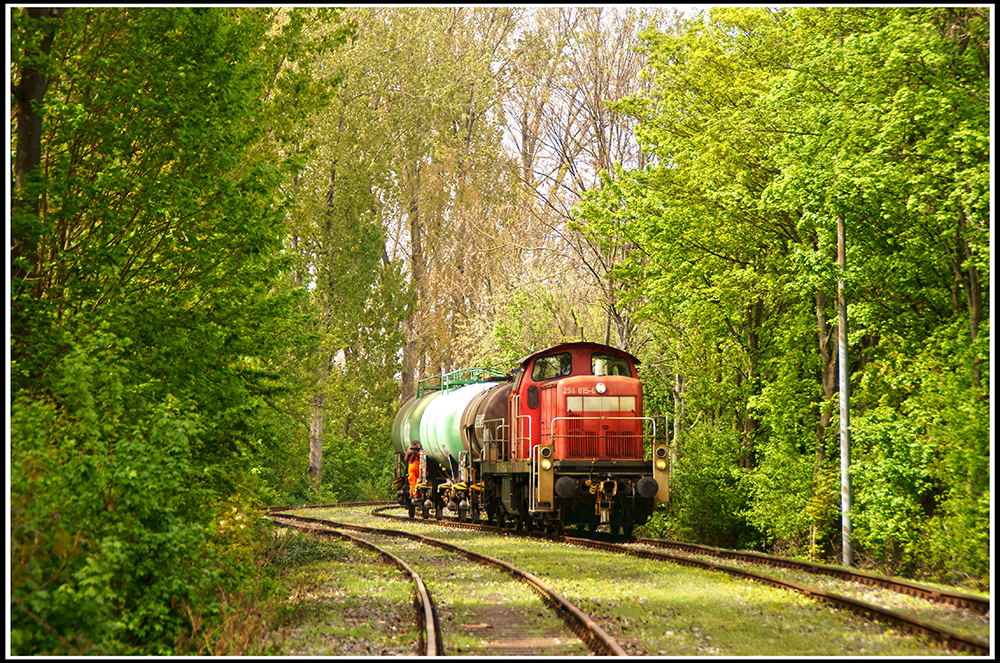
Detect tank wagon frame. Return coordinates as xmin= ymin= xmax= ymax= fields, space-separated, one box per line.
xmin=392 ymin=342 xmax=670 ymax=536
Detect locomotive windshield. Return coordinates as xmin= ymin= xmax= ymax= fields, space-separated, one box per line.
xmin=591 ymin=353 xmax=631 ymax=377
xmin=532 ymin=352 xmax=573 ymax=381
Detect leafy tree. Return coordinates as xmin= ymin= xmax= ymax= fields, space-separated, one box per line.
xmin=573 ymin=6 xmax=989 ymax=586
xmin=761 ymin=6 xmax=989 ymax=582
xmin=9 ymin=7 xmax=347 ymax=653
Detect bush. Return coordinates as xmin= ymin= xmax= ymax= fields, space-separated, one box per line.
xmin=668 ymin=424 xmax=762 ymax=549
xmin=9 ymin=336 xmax=259 ymax=654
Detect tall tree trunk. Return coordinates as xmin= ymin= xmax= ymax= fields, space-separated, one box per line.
xmin=400 ymin=165 xmax=424 ymax=402
xmin=308 ymin=391 xmax=324 ymax=489
xmin=11 ymin=7 xmax=63 ymax=349
xmin=815 ymin=287 xmax=837 ymax=466
xmin=12 ymin=7 xmax=62 ymax=201
xmin=742 ymin=298 xmax=763 ymax=468
xmin=949 ymin=207 xmax=984 ymax=389
xmin=671 ymin=341 xmax=685 ymax=469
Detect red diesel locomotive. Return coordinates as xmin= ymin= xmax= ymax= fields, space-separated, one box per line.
xmin=391 ymin=342 xmax=669 ymax=536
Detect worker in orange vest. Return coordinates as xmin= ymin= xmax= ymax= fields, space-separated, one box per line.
xmin=404 ymin=440 xmax=421 ymax=498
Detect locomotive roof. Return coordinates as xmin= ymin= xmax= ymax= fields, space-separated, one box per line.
xmin=514 ymin=342 xmax=641 ymax=369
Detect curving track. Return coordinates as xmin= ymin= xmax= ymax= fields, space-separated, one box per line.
xmin=264 ymin=502 xmax=990 ymax=656
xmin=266 ymin=510 xmax=625 ymax=656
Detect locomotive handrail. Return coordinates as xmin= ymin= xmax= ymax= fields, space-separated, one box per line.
xmin=512 ymin=393 xmax=531 ymax=461
xmin=479 ymin=417 xmax=509 ymax=443
xmin=479 ymin=418 xmax=511 ymax=462
xmin=550 ymin=415 xmax=656 ymax=440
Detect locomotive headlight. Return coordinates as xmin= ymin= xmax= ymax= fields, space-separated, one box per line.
xmin=595 ymin=382 xmax=607 ymax=394
xmin=541 ymin=458 xmax=553 ymax=471
xmin=655 ymin=459 xmax=668 ymax=471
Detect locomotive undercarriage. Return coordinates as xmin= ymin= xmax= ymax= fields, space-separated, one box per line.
xmin=478 ymin=472 xmax=654 ymax=537
xmin=396 ymin=452 xmax=657 ymax=537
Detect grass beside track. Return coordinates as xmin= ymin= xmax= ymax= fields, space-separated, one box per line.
xmin=263 ymin=534 xmax=419 ymax=656
xmin=274 ymin=507 xmax=967 ymax=656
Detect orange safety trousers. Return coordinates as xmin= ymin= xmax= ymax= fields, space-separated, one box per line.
xmin=407 ymin=461 xmax=420 ymax=497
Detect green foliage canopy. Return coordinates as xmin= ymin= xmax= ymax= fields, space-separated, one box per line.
xmin=9 ymin=7 xmax=349 ymax=653
xmin=575 ymin=6 xmax=989 ymax=586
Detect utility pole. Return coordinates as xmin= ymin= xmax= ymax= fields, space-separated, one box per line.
xmin=837 ymin=212 xmax=853 ymax=567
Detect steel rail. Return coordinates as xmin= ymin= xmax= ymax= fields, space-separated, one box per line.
xmin=566 ymin=536 xmax=991 ymax=657
xmin=371 ymin=503 xmax=991 ymax=618
xmin=267 ymin=514 xmax=442 ymax=656
xmin=263 ymin=501 xmax=393 ymax=513
xmin=635 ymin=538 xmax=991 ymax=615
xmin=268 ymin=512 xmax=627 ymax=656
xmin=366 ymin=505 xmax=991 ymax=656
xmin=268 ymin=504 xmax=990 ymax=655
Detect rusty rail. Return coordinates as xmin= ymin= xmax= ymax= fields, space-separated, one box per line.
xmin=570 ymin=536 xmax=991 ymax=656
xmin=267 ymin=512 xmax=626 ymax=656
xmin=267 ymin=513 xmax=442 ymax=656
xmin=636 ymin=538 xmax=991 ymax=615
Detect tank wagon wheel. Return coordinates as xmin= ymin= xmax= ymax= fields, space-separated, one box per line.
xmin=407 ymin=499 xmax=416 ymax=519
xmin=421 ymin=499 xmax=432 ymax=520
xmin=542 ymin=520 xmax=562 ymax=537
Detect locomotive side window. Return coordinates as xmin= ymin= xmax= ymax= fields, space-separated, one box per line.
xmin=591 ymin=353 xmax=631 ymax=377
xmin=527 ymin=385 xmax=539 ymax=409
xmin=531 ymin=352 xmax=572 ymax=381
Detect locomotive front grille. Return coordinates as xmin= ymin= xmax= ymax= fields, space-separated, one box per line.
xmin=565 ymin=415 xmax=600 ymax=457
xmin=566 ymin=431 xmax=600 ymax=458
xmin=563 ymin=418 xmax=639 ymax=458
xmin=605 ymin=431 xmax=641 ymax=458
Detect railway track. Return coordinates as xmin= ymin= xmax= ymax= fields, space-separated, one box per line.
xmin=634 ymin=537 xmax=991 ymax=615
xmin=361 ymin=504 xmax=990 ymax=656
xmin=264 ymin=503 xmax=990 ymax=656
xmin=266 ymin=511 xmax=625 ymax=656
